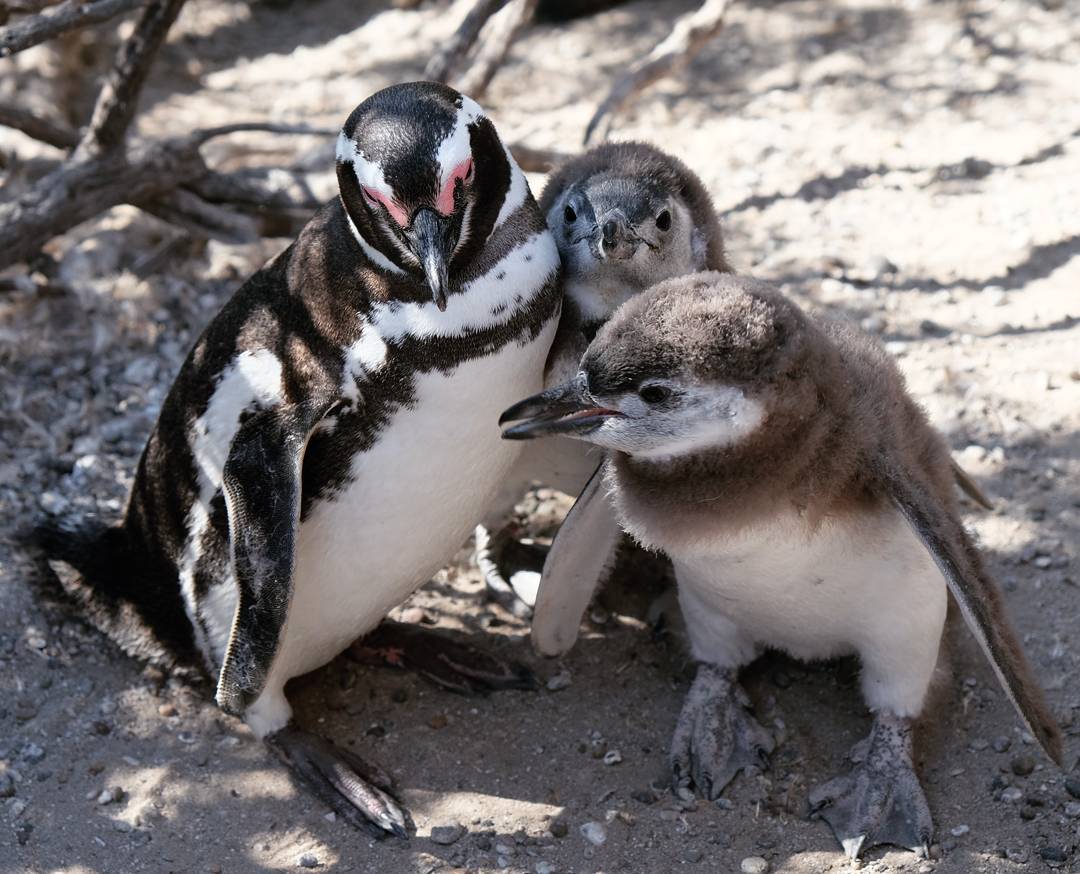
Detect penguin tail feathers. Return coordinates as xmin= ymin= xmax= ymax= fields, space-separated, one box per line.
xmin=881 ymin=460 xmax=1064 ymax=766
xmin=23 ymin=515 xmax=181 ymax=670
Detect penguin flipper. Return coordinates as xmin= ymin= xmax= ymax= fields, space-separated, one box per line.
xmin=951 ymin=457 xmax=994 ymax=510
xmin=531 ymin=463 xmax=621 ymax=657
xmin=216 ymin=406 xmax=310 ymax=717
xmin=879 ymin=456 xmax=1063 ymax=765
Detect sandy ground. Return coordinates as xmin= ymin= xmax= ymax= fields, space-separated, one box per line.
xmin=1 ymin=0 xmax=1079 ymax=871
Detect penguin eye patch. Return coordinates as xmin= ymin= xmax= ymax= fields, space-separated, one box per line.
xmin=655 ymin=209 xmax=672 ymax=231
xmin=436 ymin=158 xmax=473 ymax=216
xmin=564 ymin=204 xmax=577 ymax=224
xmin=361 ymin=186 xmax=408 ymax=227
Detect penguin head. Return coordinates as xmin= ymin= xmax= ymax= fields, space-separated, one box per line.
xmin=540 ymin=142 xmax=728 ymax=323
xmin=501 ymin=272 xmax=814 ymax=460
xmin=336 ymin=82 xmax=513 ymax=310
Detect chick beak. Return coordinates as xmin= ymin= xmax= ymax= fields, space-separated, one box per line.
xmin=408 ymin=207 xmax=454 ymax=311
xmin=500 ymin=373 xmax=622 ymax=440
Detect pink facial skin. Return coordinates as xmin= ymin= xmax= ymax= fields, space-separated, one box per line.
xmin=436 ymin=158 xmax=473 ymax=217
xmin=361 ymin=187 xmax=409 ymax=227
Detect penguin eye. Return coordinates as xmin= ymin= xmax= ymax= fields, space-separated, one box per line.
xmin=638 ymin=384 xmax=672 ymax=404
xmin=564 ymin=204 xmax=577 ymax=224
xmin=655 ymin=209 xmax=672 ymax=231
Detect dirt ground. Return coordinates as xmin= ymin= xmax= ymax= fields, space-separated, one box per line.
xmin=1 ymin=0 xmax=1078 ymax=871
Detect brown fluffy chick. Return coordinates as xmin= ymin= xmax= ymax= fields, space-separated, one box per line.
xmin=501 ymin=271 xmax=1061 ymax=859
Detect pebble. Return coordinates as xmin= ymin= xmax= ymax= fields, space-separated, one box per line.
xmin=968 ymin=738 xmax=989 ymax=751
xmin=1038 ymin=846 xmax=1068 ymax=864
xmin=494 ymin=842 xmax=514 ymax=856
xmin=740 ymin=857 xmax=769 ymax=874
xmin=1064 ymin=801 xmax=1080 ymax=818
xmin=535 ymin=863 xmax=556 ymax=874
xmin=1065 ymin=777 xmax=1080 ymax=799
xmin=579 ymin=821 xmax=607 ymax=846
xmin=683 ymin=848 xmax=704 ymax=863
xmin=546 ymin=671 xmax=572 ymax=692
xmin=603 ymin=750 xmax=623 ymax=766
xmin=9 ymin=798 xmax=27 ymax=817
xmin=1004 ymin=847 xmax=1030 ymax=864
xmin=21 ymin=742 xmax=46 ymax=764
xmin=548 ymin=819 xmax=568 ymax=839
xmin=158 ymin=703 xmax=177 ymax=717
xmin=97 ymin=786 xmax=123 ymax=805
xmin=950 ymin=824 xmax=970 ymax=836
xmin=1000 ymin=787 xmax=1023 ymax=803
xmin=0 ymin=772 xmax=15 ymax=798
xmin=1011 ymin=754 xmax=1035 ymax=776
xmin=991 ymin=736 xmax=1011 ymax=753
xmin=429 ymin=823 xmax=465 ymax=845
xmin=177 ymin=731 xmax=197 ymax=744
xmin=296 ymin=853 xmax=319 ymax=868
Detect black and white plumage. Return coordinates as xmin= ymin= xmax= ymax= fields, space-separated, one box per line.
xmin=501 ymin=272 xmax=1062 ymax=858
xmin=476 ymin=142 xmax=728 ymax=613
xmin=37 ymin=81 xmax=561 ymax=835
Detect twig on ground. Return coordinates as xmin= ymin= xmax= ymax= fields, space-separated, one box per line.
xmin=454 ymin=0 xmax=538 ymax=99
xmin=424 ymin=0 xmax=512 ymax=83
xmin=583 ymin=0 xmax=731 ymax=144
xmin=0 ymin=0 xmax=150 ymax=57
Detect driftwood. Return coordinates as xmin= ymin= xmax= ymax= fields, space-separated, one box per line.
xmin=455 ymin=0 xmax=538 ymax=99
xmin=0 ymin=0 xmax=150 ymax=57
xmin=424 ymin=0 xmax=512 ymax=83
xmin=584 ymin=0 xmax=731 ymax=144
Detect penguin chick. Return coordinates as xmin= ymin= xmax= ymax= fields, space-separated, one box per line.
xmin=500 ymin=272 xmax=1062 ymax=859
xmin=477 ymin=142 xmax=728 ymax=613
xmin=35 ymin=82 xmax=561 ymax=837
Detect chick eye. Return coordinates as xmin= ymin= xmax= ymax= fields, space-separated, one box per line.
xmin=655 ymin=209 xmax=672 ymax=231
xmin=564 ymin=204 xmax=577 ymax=224
xmin=638 ymin=384 xmax=671 ymax=404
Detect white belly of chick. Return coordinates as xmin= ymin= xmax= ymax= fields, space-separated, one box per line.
xmin=671 ymin=507 xmax=947 ymax=715
xmin=270 ymin=333 xmax=554 ymax=684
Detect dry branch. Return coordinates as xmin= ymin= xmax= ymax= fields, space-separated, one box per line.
xmin=424 ymin=0 xmax=512 ymax=83
xmin=583 ymin=0 xmax=731 ymax=144
xmin=74 ymin=0 xmax=187 ymax=158
xmin=0 ymin=0 xmax=150 ymax=57
xmin=454 ymin=0 xmax=537 ymax=99
xmin=0 ymin=101 xmax=78 ymax=149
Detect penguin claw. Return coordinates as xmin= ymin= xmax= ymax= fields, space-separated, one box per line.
xmin=266 ymin=724 xmax=412 ymax=838
xmin=669 ymin=664 xmax=774 ymax=801
xmin=808 ymin=713 xmax=933 ymax=860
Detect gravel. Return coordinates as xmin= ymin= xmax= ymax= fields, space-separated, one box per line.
xmin=1010 ymin=755 xmax=1036 ymax=776
xmin=296 ymin=852 xmax=319 ymax=868
xmin=740 ymin=857 xmax=769 ymax=874
xmin=429 ymin=824 xmax=466 ymax=845
xmin=579 ymin=822 xmax=607 ymax=847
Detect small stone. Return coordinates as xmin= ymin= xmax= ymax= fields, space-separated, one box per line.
xmin=1019 ymin=804 xmax=1038 ymax=820
xmin=771 ymin=671 xmax=792 ymax=689
xmin=296 ymin=853 xmax=319 ymax=868
xmin=21 ymin=743 xmax=46 ymax=764
xmin=158 ymin=703 xmax=177 ymax=717
xmin=494 ymin=842 xmax=514 ymax=856
xmin=14 ymin=701 xmax=39 ymax=722
xmin=1011 ymin=754 xmax=1035 ymax=776
xmin=991 ymin=736 xmax=1011 ymax=753
xmin=865 ymin=254 xmax=898 ymax=278
xmin=1005 ymin=847 xmax=1030 ymax=864
xmin=92 ymin=720 xmax=112 ymax=736
xmin=1064 ymin=777 xmax=1080 ymax=799
xmin=740 ymin=857 xmax=769 ymax=874
xmin=0 ymin=773 xmax=15 ymax=798
xmin=97 ymin=786 xmax=122 ymax=805
xmin=1038 ymin=846 xmax=1068 ymax=864
xmin=683 ymin=848 xmax=704 ymax=863
xmin=546 ymin=671 xmax=572 ymax=692
xmin=631 ymin=788 xmax=659 ymax=805
xmin=548 ymin=819 xmax=568 ymax=839
xmin=8 ymin=798 xmax=27 ymax=817
xmin=1064 ymin=801 xmax=1080 ymax=818
xmin=535 ymin=863 xmax=556 ymax=874
xmin=969 ymin=738 xmax=989 ymax=751
xmin=603 ymin=750 xmax=623 ymax=766
xmin=430 ymin=824 xmax=465 ymax=846
xmin=1001 ymin=787 xmax=1023 ymax=803
xmin=950 ymin=824 xmax=969 ymax=836
xmin=579 ymin=821 xmax=606 ymax=846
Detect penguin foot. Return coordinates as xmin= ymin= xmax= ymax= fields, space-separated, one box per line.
xmin=670 ymin=663 xmax=774 ymax=800
xmin=350 ymin=621 xmax=539 ymax=694
xmin=809 ymin=712 xmax=933 ymax=859
xmin=266 ymin=724 xmax=410 ymax=838
xmin=475 ymin=523 xmax=548 ymax=618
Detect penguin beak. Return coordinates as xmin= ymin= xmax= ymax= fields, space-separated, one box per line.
xmin=500 ymin=373 xmax=623 ymax=440
xmin=408 ymin=208 xmax=454 ymax=311
xmin=595 ymin=209 xmax=640 ymax=261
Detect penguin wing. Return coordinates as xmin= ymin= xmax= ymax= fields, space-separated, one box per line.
xmin=215 ymin=405 xmax=311 ymax=716
xmin=879 ymin=456 xmax=1063 ymax=764
xmin=951 ymin=457 xmax=994 ymax=510
xmin=531 ymin=463 xmax=621 ymax=657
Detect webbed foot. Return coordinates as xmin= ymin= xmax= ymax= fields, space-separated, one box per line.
xmin=475 ymin=523 xmax=548 ymax=618
xmin=670 ymin=664 xmax=775 ymax=799
xmin=351 ymin=620 xmax=538 ymax=694
xmin=809 ymin=712 xmax=933 ymax=859
xmin=267 ymin=724 xmax=409 ymax=838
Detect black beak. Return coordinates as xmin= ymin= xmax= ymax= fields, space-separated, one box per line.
xmin=408 ymin=207 xmax=454 ymax=311
xmin=499 ymin=373 xmax=622 ymax=440
xmin=596 ymin=209 xmax=639 ymax=261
